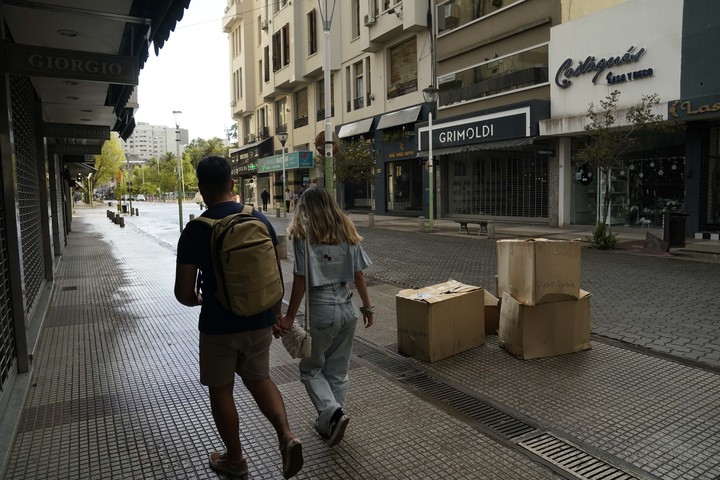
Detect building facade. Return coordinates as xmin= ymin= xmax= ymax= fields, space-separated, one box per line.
xmin=122 ymin=122 xmax=189 ymax=163
xmin=222 ymin=0 xmax=432 ymax=213
xmin=540 ymin=0 xmax=719 ymax=235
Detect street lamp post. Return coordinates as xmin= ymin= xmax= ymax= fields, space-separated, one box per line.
xmin=173 ymin=110 xmax=183 ymax=232
xmin=277 ymin=131 xmax=288 ymax=217
xmin=423 ymin=86 xmax=439 ymax=232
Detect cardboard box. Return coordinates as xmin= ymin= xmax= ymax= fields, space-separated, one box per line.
xmin=498 ymin=290 xmax=592 ymax=360
xmin=484 ymin=290 xmax=500 ymax=335
xmin=396 ymin=280 xmax=484 ymax=363
xmin=497 ymin=239 xmax=581 ymax=306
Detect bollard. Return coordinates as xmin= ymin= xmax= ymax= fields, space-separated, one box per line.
xmin=119 ymin=217 xmax=125 ymax=227
xmin=418 ymin=216 xmax=426 ymax=232
xmin=108 ymin=202 xmax=112 ymax=207
xmin=189 ymin=214 xmax=195 ymax=221
xmin=276 ymin=207 xmax=281 ymax=218
xmin=368 ymin=213 xmax=375 ymax=227
xmin=134 ymin=208 xmax=139 ymax=216
xmin=114 ymin=213 xmax=120 ymax=224
xmin=277 ymin=234 xmax=288 ymax=260
xmin=487 ymin=221 xmax=495 ymax=240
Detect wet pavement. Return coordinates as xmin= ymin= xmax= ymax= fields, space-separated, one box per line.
xmin=2 ymin=202 xmax=719 ymax=479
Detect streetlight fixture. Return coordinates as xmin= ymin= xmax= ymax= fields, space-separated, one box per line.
xmin=173 ymin=110 xmax=183 ymax=232
xmin=423 ymin=85 xmax=439 ymax=232
xmin=277 ymin=131 xmax=289 ymax=217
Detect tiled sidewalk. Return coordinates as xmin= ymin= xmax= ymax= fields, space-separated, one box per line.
xmin=2 ymin=208 xmax=560 ymax=479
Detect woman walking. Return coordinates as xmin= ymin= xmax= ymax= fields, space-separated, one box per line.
xmin=279 ymin=186 xmax=374 ymax=447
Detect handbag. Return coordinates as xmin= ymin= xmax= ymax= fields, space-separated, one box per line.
xmin=282 ymin=227 xmax=312 ymax=359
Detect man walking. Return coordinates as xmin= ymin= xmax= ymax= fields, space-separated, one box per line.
xmin=174 ymin=156 xmax=303 ymax=479
xmin=261 ymin=188 xmax=270 ymax=211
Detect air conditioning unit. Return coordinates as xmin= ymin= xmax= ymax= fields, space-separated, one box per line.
xmin=261 ymin=19 xmax=269 ymax=31
xmin=363 ymin=14 xmax=376 ymax=27
xmin=246 ymin=134 xmax=256 ymax=144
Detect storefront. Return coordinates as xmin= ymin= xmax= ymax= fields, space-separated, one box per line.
xmin=229 ymin=137 xmax=273 ymax=206
xmin=257 ymin=151 xmax=315 ymax=208
xmin=417 ymin=100 xmax=551 ymax=222
xmin=337 ymin=118 xmax=375 ymax=211
xmin=540 ymin=0 xmax=687 ymax=229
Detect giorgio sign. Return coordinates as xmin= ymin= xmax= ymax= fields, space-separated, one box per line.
xmin=554 ymin=46 xmax=650 ymax=89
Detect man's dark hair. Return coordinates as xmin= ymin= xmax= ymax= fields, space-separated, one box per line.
xmin=197 ymin=156 xmax=232 ymax=190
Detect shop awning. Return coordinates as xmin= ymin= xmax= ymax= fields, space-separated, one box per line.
xmin=231 ymin=136 xmax=273 ymax=155
xmin=338 ymin=118 xmax=374 ymax=138
xmin=419 ymin=137 xmax=535 ymax=156
xmin=377 ymin=105 xmax=422 ymax=130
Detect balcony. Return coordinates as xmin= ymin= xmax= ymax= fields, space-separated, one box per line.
xmin=439 ymin=66 xmax=548 ymax=107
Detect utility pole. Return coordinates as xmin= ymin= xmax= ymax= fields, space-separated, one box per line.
xmin=318 ymin=0 xmax=337 ymax=194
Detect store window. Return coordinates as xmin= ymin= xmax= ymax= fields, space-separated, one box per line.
xmin=386 ymin=160 xmax=422 ymax=212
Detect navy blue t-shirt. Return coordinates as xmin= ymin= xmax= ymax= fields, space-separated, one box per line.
xmin=176 ymin=201 xmax=279 ymax=334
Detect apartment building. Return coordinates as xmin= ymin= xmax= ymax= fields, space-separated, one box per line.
xmin=223 ymin=0 xmax=432 ymax=212
xmin=122 ymin=122 xmax=189 ymax=163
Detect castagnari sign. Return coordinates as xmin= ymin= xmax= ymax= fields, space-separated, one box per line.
xmin=554 ymin=46 xmax=652 ymax=89
xmin=4 ymin=43 xmax=138 ymax=85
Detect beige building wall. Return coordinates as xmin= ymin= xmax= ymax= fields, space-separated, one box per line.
xmin=561 ymin=0 xmax=629 ymax=22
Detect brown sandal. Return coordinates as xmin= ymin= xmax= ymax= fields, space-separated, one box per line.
xmin=209 ymin=451 xmax=248 ymax=479
xmin=280 ymin=438 xmax=303 ymax=479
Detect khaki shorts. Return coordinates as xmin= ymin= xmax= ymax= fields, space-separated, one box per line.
xmin=199 ymin=327 xmax=273 ymax=387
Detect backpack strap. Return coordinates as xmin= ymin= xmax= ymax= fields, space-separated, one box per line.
xmin=241 ymin=204 xmax=253 ymax=216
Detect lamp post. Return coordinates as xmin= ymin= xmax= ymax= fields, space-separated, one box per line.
xmin=277 ymin=131 xmax=288 ymax=217
xmin=423 ymin=86 xmax=439 ymax=232
xmin=173 ymin=110 xmax=183 ymax=232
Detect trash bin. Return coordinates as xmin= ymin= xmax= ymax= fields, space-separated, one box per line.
xmin=663 ymin=211 xmax=688 ymax=248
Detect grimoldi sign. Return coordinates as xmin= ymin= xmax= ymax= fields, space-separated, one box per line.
xmin=668 ymin=94 xmax=720 ymax=120
xmin=43 ymin=123 xmax=110 ymax=140
xmin=48 ymin=144 xmax=102 ymax=155
xmin=4 ymin=43 xmax=138 ymax=85
xmin=418 ymin=108 xmax=530 ymax=151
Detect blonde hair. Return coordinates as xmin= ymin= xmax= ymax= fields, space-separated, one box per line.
xmin=287 ymin=186 xmax=362 ymax=245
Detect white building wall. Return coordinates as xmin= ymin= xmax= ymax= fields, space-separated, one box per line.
xmin=545 ymin=0 xmax=683 ymax=134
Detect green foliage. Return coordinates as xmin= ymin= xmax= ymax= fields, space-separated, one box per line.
xmin=578 ymin=89 xmax=664 ymax=228
xmin=334 ymin=138 xmax=377 ymax=183
xmin=183 ymin=137 xmax=229 ymax=170
xmin=91 ymin=132 xmax=126 ymax=195
xmin=587 ymin=223 xmax=618 ymax=250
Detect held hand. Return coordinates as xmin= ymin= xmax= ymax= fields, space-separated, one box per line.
xmin=278 ymin=313 xmax=295 ymax=333
xmin=363 ymin=312 xmax=374 ymax=328
xmin=272 ymin=324 xmax=283 ymax=338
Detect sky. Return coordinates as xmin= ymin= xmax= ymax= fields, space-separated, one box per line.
xmin=135 ymin=0 xmax=231 ymax=141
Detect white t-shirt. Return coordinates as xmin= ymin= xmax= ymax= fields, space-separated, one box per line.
xmin=292 ymin=238 xmax=372 ymax=287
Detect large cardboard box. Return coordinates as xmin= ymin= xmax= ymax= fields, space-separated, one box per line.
xmin=498 ymin=291 xmax=592 ymax=360
xmin=497 ymin=239 xmax=581 ymax=305
xmin=396 ymin=280 xmax=484 ymax=363
xmin=484 ymin=290 xmax=500 ymax=335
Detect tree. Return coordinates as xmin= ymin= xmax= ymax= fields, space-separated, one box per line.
xmin=578 ymin=89 xmax=663 ymax=248
xmin=91 ymin=132 xmax=126 ymax=204
xmin=225 ymin=124 xmax=238 ymax=147
xmin=334 ymin=138 xmax=378 ymax=209
xmin=184 ymin=137 xmax=229 ymax=170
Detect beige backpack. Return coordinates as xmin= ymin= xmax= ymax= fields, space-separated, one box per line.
xmin=194 ymin=205 xmax=283 ymax=316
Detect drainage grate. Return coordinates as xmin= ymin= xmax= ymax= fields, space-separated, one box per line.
xmin=403 ymin=373 xmax=536 ymax=440
xmin=519 ymin=433 xmax=639 ymax=480
xmin=61 ymin=286 xmax=77 ymax=291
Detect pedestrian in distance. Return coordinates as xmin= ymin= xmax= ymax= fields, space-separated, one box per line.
xmin=261 ymin=188 xmax=270 ymax=212
xmin=285 ymin=188 xmax=292 ymax=213
xmin=174 ymin=156 xmax=303 ymax=479
xmin=278 ymin=186 xmax=374 ymax=447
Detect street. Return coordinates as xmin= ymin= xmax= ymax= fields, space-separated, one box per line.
xmin=120 ymin=200 xmax=720 ymax=370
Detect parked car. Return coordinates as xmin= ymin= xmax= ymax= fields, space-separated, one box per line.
xmin=135 ymin=194 xmax=146 ymax=201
